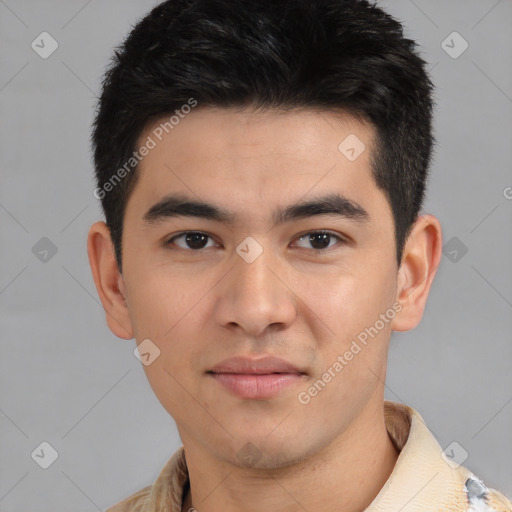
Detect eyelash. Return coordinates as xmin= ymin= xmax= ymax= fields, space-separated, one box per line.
xmin=164 ymin=230 xmax=346 ymax=254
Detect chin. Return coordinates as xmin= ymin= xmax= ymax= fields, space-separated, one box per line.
xmin=213 ymin=433 xmax=321 ymax=471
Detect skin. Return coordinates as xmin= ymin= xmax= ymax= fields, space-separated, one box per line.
xmin=88 ymin=107 xmax=442 ymax=512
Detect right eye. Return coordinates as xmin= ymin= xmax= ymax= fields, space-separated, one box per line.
xmin=164 ymin=231 xmax=220 ymax=251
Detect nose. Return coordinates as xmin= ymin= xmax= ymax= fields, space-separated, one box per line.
xmin=213 ymin=245 xmax=297 ymax=338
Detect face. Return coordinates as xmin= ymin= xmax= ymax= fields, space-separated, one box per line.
xmin=111 ymin=107 xmax=403 ymax=467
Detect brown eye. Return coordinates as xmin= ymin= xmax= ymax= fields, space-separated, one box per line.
xmin=294 ymin=231 xmax=344 ymax=252
xmin=166 ymin=232 xmax=217 ymax=250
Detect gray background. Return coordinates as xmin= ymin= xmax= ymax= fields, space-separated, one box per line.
xmin=0 ymin=0 xmax=511 ymax=510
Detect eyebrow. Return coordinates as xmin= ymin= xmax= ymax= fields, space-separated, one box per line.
xmin=142 ymin=192 xmax=370 ymax=227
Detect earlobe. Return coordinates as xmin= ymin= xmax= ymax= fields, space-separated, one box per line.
xmin=87 ymin=221 xmax=134 ymax=340
xmin=391 ymin=214 xmax=442 ymax=332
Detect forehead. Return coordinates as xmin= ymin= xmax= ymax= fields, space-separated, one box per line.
xmin=126 ymin=107 xmax=389 ymax=229
xmin=141 ymin=106 xmax=372 ymax=163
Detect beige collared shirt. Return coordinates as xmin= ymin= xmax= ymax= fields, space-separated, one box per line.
xmin=107 ymin=401 xmax=512 ymax=512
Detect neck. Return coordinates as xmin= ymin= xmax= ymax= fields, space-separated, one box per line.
xmin=181 ymin=401 xmax=399 ymax=512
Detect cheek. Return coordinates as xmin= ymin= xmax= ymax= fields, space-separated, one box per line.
xmin=127 ymin=264 xmax=206 ymax=369
xmin=300 ymin=268 xmax=390 ymax=337
xmin=298 ymin=264 xmax=396 ymax=385
xmin=137 ymin=316 xmax=200 ymax=416
xmin=124 ymin=259 xmax=200 ymax=340
xmin=294 ymin=272 xmax=394 ymax=415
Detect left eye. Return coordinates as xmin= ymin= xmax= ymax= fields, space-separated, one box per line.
xmin=165 ymin=230 xmax=344 ymax=252
xmin=293 ymin=230 xmax=344 ymax=251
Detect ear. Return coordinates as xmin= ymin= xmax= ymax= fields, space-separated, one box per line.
xmin=87 ymin=221 xmax=134 ymax=340
xmin=391 ymin=214 xmax=442 ymax=332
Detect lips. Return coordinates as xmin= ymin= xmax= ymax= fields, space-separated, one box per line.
xmin=208 ymin=356 xmax=303 ymax=375
xmin=207 ymin=356 xmax=306 ymax=399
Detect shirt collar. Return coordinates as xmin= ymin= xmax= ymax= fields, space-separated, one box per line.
xmin=365 ymin=401 xmax=469 ymax=511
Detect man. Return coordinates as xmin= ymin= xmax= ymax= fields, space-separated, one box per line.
xmin=87 ymin=0 xmax=512 ymax=510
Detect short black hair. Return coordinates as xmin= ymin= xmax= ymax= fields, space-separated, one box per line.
xmin=92 ymin=0 xmax=434 ymax=273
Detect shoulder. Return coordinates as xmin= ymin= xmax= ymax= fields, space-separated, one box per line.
xmin=105 ymin=484 xmax=152 ymax=512
xmin=105 ymin=446 xmax=188 ymax=512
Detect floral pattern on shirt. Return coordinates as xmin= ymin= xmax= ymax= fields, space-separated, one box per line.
xmin=466 ymin=476 xmax=511 ymax=512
